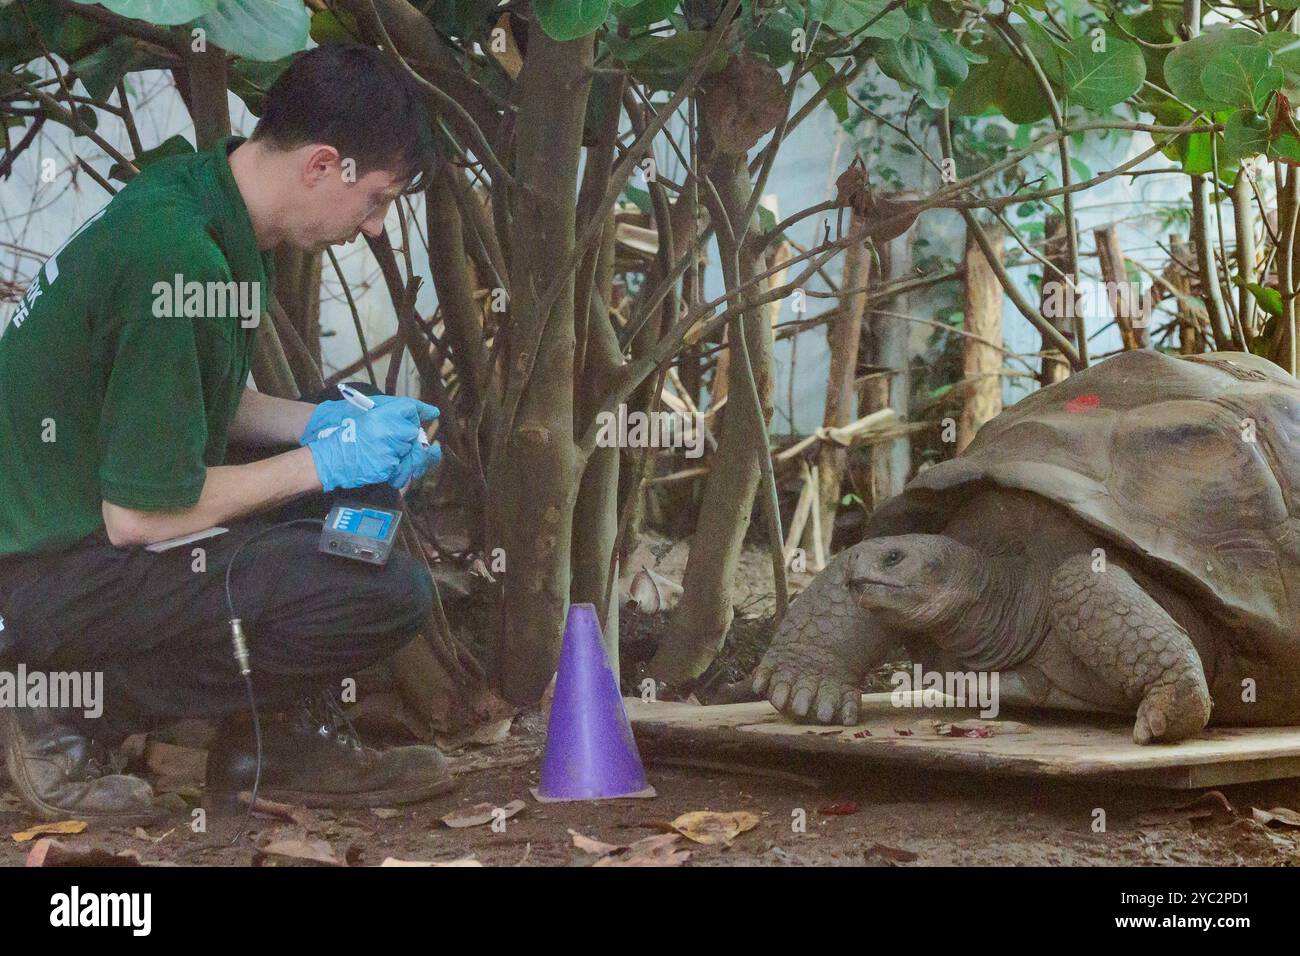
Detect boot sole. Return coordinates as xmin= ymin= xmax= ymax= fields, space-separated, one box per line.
xmin=0 ymin=707 xmax=160 ymax=826
xmin=236 ymin=772 xmax=458 ymax=810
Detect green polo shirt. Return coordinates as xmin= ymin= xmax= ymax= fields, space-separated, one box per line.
xmin=0 ymin=136 xmax=275 ymax=557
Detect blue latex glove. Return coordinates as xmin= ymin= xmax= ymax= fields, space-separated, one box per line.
xmin=389 ymin=439 xmax=443 ymax=490
xmin=306 ymin=401 xmax=423 ymax=492
xmin=300 ymin=393 xmax=440 ymax=445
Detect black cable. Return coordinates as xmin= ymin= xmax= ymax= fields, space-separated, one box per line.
xmin=222 ymin=518 xmax=323 ymax=844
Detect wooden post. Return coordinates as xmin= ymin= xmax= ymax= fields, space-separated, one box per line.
xmin=1038 ymin=214 xmax=1074 ymax=385
xmin=958 ymin=223 xmax=1004 ymax=453
xmin=817 ymin=212 xmax=868 ymax=547
xmin=1169 ymin=235 xmax=1203 ymax=354
xmin=1094 ymin=225 xmax=1150 ymax=349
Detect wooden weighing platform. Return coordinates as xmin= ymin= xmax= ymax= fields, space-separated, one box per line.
xmin=626 ymin=692 xmax=1300 ymax=789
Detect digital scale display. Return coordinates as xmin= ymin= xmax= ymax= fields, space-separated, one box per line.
xmin=319 ymin=503 xmax=402 ymax=565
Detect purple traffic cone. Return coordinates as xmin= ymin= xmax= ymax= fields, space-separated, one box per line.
xmin=532 ymin=603 xmax=656 ymax=802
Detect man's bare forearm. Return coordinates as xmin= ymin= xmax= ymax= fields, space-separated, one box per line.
xmin=102 ymin=446 xmax=323 ymax=546
xmin=228 ymin=387 xmax=318 ymax=447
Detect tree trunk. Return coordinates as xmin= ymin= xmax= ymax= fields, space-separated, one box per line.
xmin=272 ymin=247 xmax=323 ymax=368
xmin=570 ymin=213 xmax=622 ymax=675
xmin=486 ymin=22 xmax=593 ymax=705
xmin=648 ymin=127 xmax=775 ymax=685
xmin=958 ymin=223 xmax=1003 ymax=452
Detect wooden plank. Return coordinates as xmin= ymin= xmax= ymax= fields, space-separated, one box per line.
xmin=627 ymin=694 xmax=1300 ymax=790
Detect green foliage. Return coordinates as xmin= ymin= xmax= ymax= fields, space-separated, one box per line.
xmin=614 ymin=0 xmax=679 ymax=29
xmin=808 ymin=0 xmax=909 ymax=40
xmin=606 ymin=30 xmax=728 ymax=89
xmin=1163 ymin=28 xmax=1261 ymax=111
xmin=870 ymin=4 xmax=981 ymax=109
xmin=196 ymin=0 xmax=308 ymax=61
xmin=309 ymin=8 xmax=360 ymax=44
xmin=1060 ymin=34 xmax=1145 ymax=109
xmin=227 ymin=55 xmax=294 ymax=115
xmin=108 ymin=131 xmax=193 ymax=180
xmin=535 ymin=0 xmax=612 ymax=41
xmin=70 ymin=0 xmax=215 ymax=26
xmin=1 ymin=2 xmax=101 ymax=70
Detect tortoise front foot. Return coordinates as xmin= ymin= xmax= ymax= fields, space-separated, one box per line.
xmin=1049 ymin=555 xmax=1212 ymax=745
xmin=1133 ymin=676 xmax=1213 ymax=745
xmin=752 ymin=643 xmax=863 ymax=726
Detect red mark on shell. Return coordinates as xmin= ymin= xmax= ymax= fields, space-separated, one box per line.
xmin=1065 ymin=393 xmax=1100 ymax=413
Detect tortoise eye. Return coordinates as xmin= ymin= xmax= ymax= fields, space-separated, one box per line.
xmin=882 ymin=550 xmax=903 ymax=567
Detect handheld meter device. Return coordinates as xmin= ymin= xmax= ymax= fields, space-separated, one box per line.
xmin=320 ymin=502 xmax=403 ymax=564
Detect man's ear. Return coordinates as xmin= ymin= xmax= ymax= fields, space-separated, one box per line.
xmin=301 ymin=144 xmax=343 ymax=187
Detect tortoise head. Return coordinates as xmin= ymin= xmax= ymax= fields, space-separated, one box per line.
xmin=845 ymin=534 xmax=985 ymax=631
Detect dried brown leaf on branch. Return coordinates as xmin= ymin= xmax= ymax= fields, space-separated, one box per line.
xmin=698 ymin=55 xmax=786 ymax=155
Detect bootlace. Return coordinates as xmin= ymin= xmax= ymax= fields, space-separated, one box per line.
xmin=301 ymin=688 xmax=363 ymax=751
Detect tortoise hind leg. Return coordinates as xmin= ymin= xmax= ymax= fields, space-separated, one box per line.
xmin=1049 ymin=555 xmax=1212 ymax=744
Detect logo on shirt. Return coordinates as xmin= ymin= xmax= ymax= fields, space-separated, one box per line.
xmin=151 ymin=274 xmax=262 ymax=327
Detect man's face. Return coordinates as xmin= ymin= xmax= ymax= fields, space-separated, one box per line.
xmin=289 ymin=145 xmax=409 ymax=251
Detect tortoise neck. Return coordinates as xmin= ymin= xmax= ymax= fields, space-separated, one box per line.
xmin=935 ymin=553 xmax=1046 ymax=671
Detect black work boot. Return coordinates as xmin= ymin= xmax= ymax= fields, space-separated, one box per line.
xmin=205 ymin=691 xmax=456 ymax=809
xmin=0 ymin=702 xmax=156 ymax=824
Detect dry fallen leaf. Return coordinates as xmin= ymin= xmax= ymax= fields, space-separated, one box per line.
xmin=11 ymin=820 xmax=87 ymax=843
xmin=370 ymin=808 xmax=401 ymax=820
xmin=380 ymin=857 xmax=483 ymax=867
xmin=670 ymin=811 xmax=760 ymax=846
xmin=594 ymin=833 xmax=689 ymax=867
xmin=569 ymin=829 xmax=622 ymax=857
xmin=441 ymin=799 xmax=525 ymax=829
xmin=26 ymin=838 xmax=141 ymax=867
xmin=864 ymin=842 xmax=918 ymax=865
xmin=1136 ymin=790 xmax=1236 ymax=826
xmin=258 ymin=838 xmax=343 ymax=867
xmin=1252 ymin=806 xmax=1300 ymax=828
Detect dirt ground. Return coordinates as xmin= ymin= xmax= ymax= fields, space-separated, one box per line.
xmin=4 ymin=539 xmax=1300 ymax=867
xmin=4 ymin=706 xmax=1300 ymax=866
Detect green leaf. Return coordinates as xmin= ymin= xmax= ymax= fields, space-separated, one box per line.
xmin=606 ymin=30 xmax=728 ymax=88
xmin=2 ymin=3 xmax=101 ymax=69
xmin=109 ymin=132 xmax=194 ymax=181
xmin=614 ymin=0 xmax=677 ymax=29
xmin=228 ymin=54 xmax=294 ymax=115
xmin=1060 ymin=35 xmax=1145 ymax=110
xmin=873 ymin=6 xmax=974 ymax=109
xmin=71 ymin=0 xmax=215 ymax=26
xmin=744 ymin=4 xmax=801 ymax=67
xmin=535 ymin=0 xmax=611 ymax=40
xmin=195 ymin=0 xmax=308 ymax=61
xmin=811 ymin=0 xmax=909 ymax=40
xmin=1222 ymin=109 xmax=1270 ymax=166
xmin=309 ymin=8 xmax=360 ymax=44
xmin=622 ymin=183 xmax=652 ymax=215
xmin=1246 ymin=283 xmax=1283 ymax=317
xmin=70 ymin=35 xmax=154 ymax=101
xmin=1163 ymin=28 xmax=1261 ymax=111
xmin=1203 ymin=45 xmax=1282 ymax=111
xmin=1268 ymin=129 xmax=1300 ymax=164
xmin=811 ymin=62 xmax=849 ymax=122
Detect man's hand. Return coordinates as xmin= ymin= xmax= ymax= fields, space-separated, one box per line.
xmin=389 ymin=439 xmax=442 ymax=490
xmin=300 ymin=394 xmax=439 ymax=445
xmin=306 ymin=401 xmax=425 ymax=492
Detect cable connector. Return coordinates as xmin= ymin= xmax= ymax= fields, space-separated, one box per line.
xmin=229 ymin=618 xmax=251 ymax=676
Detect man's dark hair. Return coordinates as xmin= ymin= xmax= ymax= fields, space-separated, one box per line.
xmin=251 ymin=43 xmax=436 ymax=193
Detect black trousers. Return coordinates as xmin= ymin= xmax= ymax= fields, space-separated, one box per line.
xmin=0 ymin=383 xmax=433 ymax=742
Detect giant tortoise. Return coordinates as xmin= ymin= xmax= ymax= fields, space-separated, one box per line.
xmin=752 ymin=350 xmax=1300 ymax=743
